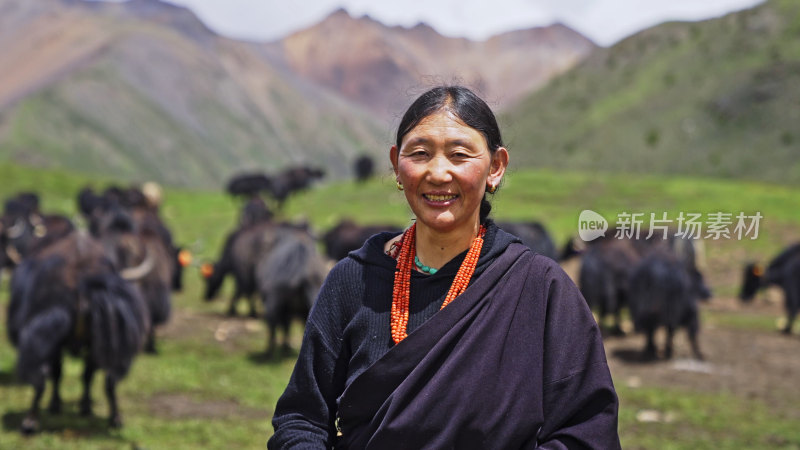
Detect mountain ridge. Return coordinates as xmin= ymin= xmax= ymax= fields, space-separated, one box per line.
xmin=0 ymin=0 xmax=596 ymax=187
xmin=503 ymin=0 xmax=800 ymax=185
xmin=270 ymin=8 xmax=596 ymax=117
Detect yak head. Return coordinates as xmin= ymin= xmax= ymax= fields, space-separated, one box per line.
xmin=201 ymin=262 xmax=224 ymax=301
xmin=739 ymin=262 xmax=763 ymax=302
xmin=0 ymin=198 xmax=43 ymax=266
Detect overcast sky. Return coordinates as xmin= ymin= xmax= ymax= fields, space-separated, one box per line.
xmin=159 ymin=0 xmax=765 ymax=46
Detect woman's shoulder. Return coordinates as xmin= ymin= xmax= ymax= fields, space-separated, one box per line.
xmin=506 ymin=243 xmax=577 ymax=289
xmin=345 ymin=230 xmax=403 ymax=267
xmin=322 ymin=231 xmax=400 ymax=282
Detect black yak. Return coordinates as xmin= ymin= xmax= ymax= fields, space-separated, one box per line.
xmin=226 ymin=172 xmax=272 ymax=197
xmin=740 ymin=243 xmax=800 ymax=334
xmin=1 ymin=194 xmax=74 ymax=269
xmin=224 ymin=173 xmax=274 ymax=226
xmin=7 ymin=232 xmax=149 ymax=433
xmin=267 ymin=165 xmax=325 ymax=207
xmin=578 ymin=235 xmax=641 ymax=335
xmin=628 ymin=244 xmax=711 ymax=360
xmin=79 ymin=186 xmax=178 ymax=353
xmin=559 ymin=236 xmax=586 ymax=261
xmin=203 ymin=221 xmax=279 ymax=317
xmin=497 ymin=221 xmax=558 ymax=261
xmin=322 ymin=219 xmax=401 ymax=261
xmin=354 ymin=155 xmax=375 ymax=182
xmin=577 ymin=230 xmax=706 ymax=337
xmin=256 ymin=225 xmax=327 ymax=355
xmin=239 ymin=195 xmax=273 ymax=227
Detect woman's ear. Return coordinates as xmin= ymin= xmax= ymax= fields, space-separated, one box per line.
xmin=487 ymin=147 xmax=509 ymax=187
xmin=390 ymin=145 xmax=399 ymax=176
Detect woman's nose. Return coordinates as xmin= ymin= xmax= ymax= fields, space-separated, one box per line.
xmin=426 ymin=155 xmax=453 ymax=183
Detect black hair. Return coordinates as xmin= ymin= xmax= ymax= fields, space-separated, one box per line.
xmin=396 ymin=85 xmax=504 ymax=223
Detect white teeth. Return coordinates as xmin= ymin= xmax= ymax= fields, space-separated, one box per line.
xmin=426 ymin=194 xmax=457 ymax=201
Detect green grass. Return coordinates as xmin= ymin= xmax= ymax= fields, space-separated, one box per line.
xmin=618 ymin=385 xmax=800 ymax=450
xmin=1 ymin=163 xmax=798 ymax=448
xmin=703 ymin=309 xmax=788 ymax=333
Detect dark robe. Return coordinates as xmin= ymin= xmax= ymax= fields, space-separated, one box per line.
xmin=269 ymin=226 xmax=619 ymax=449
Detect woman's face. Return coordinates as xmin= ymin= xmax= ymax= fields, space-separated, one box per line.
xmin=391 ymin=109 xmax=507 ymax=235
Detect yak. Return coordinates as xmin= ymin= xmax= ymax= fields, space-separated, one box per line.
xmin=224 ymin=173 xmax=275 ymax=226
xmin=354 ymin=155 xmax=375 ymax=182
xmin=578 ymin=234 xmax=641 ymax=335
xmin=322 ymin=219 xmax=401 ymax=261
xmin=239 ymin=195 xmax=273 ymax=228
xmin=1 ymin=194 xmax=74 ymax=270
xmin=577 ymin=230 xmax=706 ymax=337
xmin=7 ymin=232 xmax=149 ymax=433
xmin=79 ymin=186 xmax=178 ymax=353
xmin=79 ymin=185 xmax=183 ymax=289
xmin=740 ymin=243 xmax=800 ymax=334
xmin=268 ymin=165 xmax=325 ymax=207
xmin=203 ymin=221 xmax=282 ymax=317
xmin=256 ymin=225 xmax=327 ymax=356
xmin=628 ymin=245 xmax=711 ymax=360
xmin=226 ymin=172 xmax=272 ymax=197
xmin=497 ymin=221 xmax=558 ymax=261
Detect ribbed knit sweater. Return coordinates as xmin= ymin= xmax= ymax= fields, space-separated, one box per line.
xmin=268 ymin=221 xmax=518 ymax=449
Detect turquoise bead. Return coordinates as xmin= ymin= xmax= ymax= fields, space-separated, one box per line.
xmin=414 ymin=256 xmax=438 ymax=275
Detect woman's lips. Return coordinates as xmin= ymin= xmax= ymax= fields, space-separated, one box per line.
xmin=423 ymin=193 xmax=458 ymax=205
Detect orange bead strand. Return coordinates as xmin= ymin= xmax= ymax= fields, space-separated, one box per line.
xmin=391 ymin=223 xmax=486 ymax=344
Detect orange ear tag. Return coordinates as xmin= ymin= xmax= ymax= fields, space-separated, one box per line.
xmin=200 ymin=262 xmax=214 ymax=279
xmin=178 ymin=249 xmax=193 ymax=267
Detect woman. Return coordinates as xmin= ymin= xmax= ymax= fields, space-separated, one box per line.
xmin=268 ymin=86 xmax=620 ymax=449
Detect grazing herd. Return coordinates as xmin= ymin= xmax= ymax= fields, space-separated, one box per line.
xmin=2 ymin=188 xmax=176 ymax=434
xmin=573 ymin=230 xmax=711 ymax=360
xmin=1 ymin=167 xmax=798 ymax=435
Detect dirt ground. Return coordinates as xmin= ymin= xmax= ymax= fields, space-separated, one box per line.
xmin=148 ymin=393 xmax=269 ymax=421
xmin=601 ymin=294 xmax=800 ymax=419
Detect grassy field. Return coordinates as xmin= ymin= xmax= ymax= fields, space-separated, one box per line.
xmin=1 ymin=164 xmax=799 ymax=449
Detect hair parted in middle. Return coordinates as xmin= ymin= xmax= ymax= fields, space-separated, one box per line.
xmin=395 ymin=85 xmax=505 ymax=223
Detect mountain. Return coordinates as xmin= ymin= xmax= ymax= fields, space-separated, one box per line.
xmin=504 ymin=0 xmax=800 ymax=185
xmin=0 ymin=0 xmax=385 ymax=187
xmin=0 ymin=0 xmax=596 ymax=188
xmin=270 ymin=9 xmax=596 ymax=118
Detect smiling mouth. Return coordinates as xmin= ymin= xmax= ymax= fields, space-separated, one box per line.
xmin=423 ymin=193 xmax=458 ymax=202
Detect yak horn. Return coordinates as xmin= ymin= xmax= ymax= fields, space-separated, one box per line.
xmin=120 ymin=248 xmax=155 ymax=281
xmin=694 ymin=238 xmax=707 ymax=270
xmin=5 ymin=245 xmax=22 ymax=265
xmin=29 ymin=214 xmax=43 ymax=227
xmin=573 ymin=237 xmax=587 ymax=253
xmin=7 ymin=219 xmax=26 ymax=239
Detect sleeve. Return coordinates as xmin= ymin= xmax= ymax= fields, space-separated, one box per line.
xmin=536 ymin=261 xmax=621 ymax=450
xmin=267 ymin=263 xmax=352 ymax=449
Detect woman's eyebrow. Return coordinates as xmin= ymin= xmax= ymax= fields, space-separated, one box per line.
xmin=450 ymin=139 xmax=476 ymax=149
xmin=403 ymin=137 xmax=431 ymax=148
xmin=403 ymin=137 xmax=476 ymax=149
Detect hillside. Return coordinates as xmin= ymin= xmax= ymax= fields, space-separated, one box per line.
xmin=0 ymin=0 xmax=598 ymax=189
xmin=270 ymin=9 xmax=595 ymax=118
xmin=504 ymin=0 xmax=800 ymax=185
xmin=0 ymin=0 xmax=386 ymax=188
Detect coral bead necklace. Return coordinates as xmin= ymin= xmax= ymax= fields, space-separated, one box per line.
xmin=391 ymin=222 xmax=486 ymax=344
